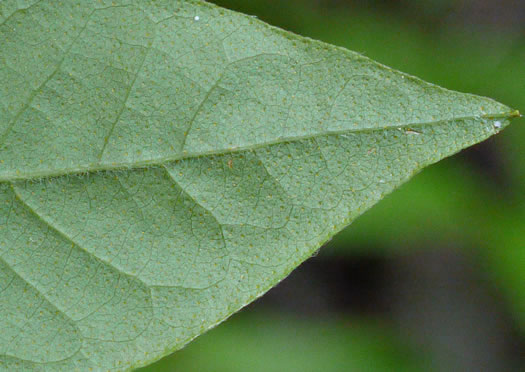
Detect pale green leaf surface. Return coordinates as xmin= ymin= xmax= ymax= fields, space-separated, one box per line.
xmin=0 ymin=0 xmax=518 ymax=371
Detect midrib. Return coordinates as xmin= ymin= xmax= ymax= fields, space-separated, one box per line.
xmin=0 ymin=110 xmax=518 ymax=183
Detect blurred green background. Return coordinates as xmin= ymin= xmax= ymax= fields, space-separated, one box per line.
xmin=139 ymin=1 xmax=525 ymax=371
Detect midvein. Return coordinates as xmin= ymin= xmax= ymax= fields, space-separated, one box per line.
xmin=0 ymin=110 xmax=519 ymax=182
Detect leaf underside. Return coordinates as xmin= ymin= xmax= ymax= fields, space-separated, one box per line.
xmin=0 ymin=0 xmax=518 ymax=370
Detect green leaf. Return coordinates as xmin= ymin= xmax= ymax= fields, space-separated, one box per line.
xmin=0 ymin=0 xmax=518 ymax=370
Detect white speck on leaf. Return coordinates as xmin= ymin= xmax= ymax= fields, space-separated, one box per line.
xmin=494 ymin=121 xmax=502 ymax=129
xmin=194 ymin=15 xmax=200 ymax=21
xmin=405 ymin=128 xmax=422 ymax=135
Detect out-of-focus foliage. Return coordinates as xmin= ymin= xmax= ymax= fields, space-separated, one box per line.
xmin=141 ymin=312 xmax=433 ymax=372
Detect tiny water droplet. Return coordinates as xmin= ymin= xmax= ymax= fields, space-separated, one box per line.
xmin=194 ymin=15 xmax=200 ymax=21
xmin=494 ymin=121 xmax=502 ymax=129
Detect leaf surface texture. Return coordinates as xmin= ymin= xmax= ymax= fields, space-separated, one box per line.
xmin=0 ymin=0 xmax=517 ymax=370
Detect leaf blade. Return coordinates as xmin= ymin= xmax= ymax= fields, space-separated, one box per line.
xmin=0 ymin=0 xmax=518 ymax=371
xmin=0 ymin=0 xmax=516 ymax=180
